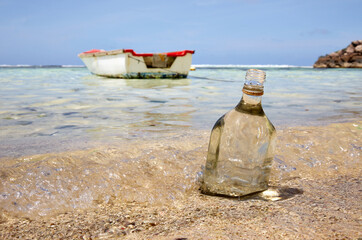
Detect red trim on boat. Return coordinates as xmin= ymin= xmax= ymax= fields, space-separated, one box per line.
xmin=165 ymin=50 xmax=195 ymax=57
xmin=123 ymin=49 xmax=152 ymax=57
xmin=124 ymin=49 xmax=195 ymax=57
xmin=82 ymin=49 xmax=104 ymax=54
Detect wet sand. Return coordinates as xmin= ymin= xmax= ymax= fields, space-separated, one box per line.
xmin=0 ymin=122 xmax=361 ymax=239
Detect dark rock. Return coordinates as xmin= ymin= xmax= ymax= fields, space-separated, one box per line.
xmin=313 ymin=40 xmax=362 ymax=68
xmin=314 ymin=63 xmax=327 ymax=68
xmin=355 ymin=45 xmax=362 ymax=53
xmin=351 ymin=55 xmax=362 ymax=63
xmin=352 ymin=40 xmax=362 ymax=46
xmin=341 ymin=62 xmax=352 ymax=68
xmin=351 ymin=62 xmax=362 ymax=68
xmin=329 ymin=52 xmax=339 ymax=57
xmin=340 ymin=54 xmax=351 ymax=62
xmin=346 ymin=45 xmax=355 ymax=53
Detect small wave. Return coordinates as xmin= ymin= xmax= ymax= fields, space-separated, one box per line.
xmin=61 ymin=65 xmax=85 ymax=68
xmin=0 ymin=65 xmax=85 ymax=68
xmin=1 ymin=64 xmax=311 ymax=69
xmin=0 ymin=64 xmax=34 ymax=68
xmin=192 ymin=64 xmax=312 ymax=69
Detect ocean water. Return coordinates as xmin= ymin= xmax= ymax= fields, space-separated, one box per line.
xmin=0 ymin=66 xmax=361 ymax=218
xmin=0 ymin=66 xmax=361 ymax=157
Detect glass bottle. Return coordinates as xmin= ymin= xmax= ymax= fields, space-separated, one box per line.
xmin=201 ymin=69 xmax=276 ymax=197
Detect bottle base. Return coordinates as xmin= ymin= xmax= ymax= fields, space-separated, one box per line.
xmin=200 ymin=182 xmax=269 ymax=197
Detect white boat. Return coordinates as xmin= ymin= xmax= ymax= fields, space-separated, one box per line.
xmin=78 ymin=49 xmax=195 ymax=79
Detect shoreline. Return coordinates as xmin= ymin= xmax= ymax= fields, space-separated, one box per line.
xmin=1 ymin=117 xmax=360 ymax=160
xmin=0 ymin=121 xmax=361 ymax=239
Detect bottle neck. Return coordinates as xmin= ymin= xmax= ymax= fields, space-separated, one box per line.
xmin=241 ymin=93 xmax=262 ymax=105
xmin=238 ymin=69 xmax=266 ymax=115
xmin=235 ymin=92 xmax=264 ymax=116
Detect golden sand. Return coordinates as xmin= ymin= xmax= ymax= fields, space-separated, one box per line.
xmin=0 ymin=122 xmax=361 ymax=239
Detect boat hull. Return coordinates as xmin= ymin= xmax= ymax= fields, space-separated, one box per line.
xmin=78 ymin=49 xmax=194 ymax=79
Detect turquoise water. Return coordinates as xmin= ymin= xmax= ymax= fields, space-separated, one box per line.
xmin=0 ymin=66 xmax=361 ymax=218
xmin=0 ymin=66 xmax=361 ymax=157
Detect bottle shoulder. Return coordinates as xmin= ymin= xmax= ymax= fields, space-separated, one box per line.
xmin=222 ymin=108 xmax=275 ymax=134
xmin=211 ymin=114 xmax=226 ymax=130
xmin=234 ymin=101 xmax=265 ymax=116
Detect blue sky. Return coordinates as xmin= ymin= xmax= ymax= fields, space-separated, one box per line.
xmin=0 ymin=0 xmax=361 ymax=66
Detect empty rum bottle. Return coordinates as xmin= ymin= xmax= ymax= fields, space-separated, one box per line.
xmin=201 ymin=69 xmax=276 ymax=197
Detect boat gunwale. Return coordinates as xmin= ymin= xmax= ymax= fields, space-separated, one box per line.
xmin=78 ymin=49 xmax=124 ymax=58
xmin=78 ymin=49 xmax=195 ymax=58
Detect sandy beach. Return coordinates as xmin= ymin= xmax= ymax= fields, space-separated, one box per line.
xmin=1 ymin=0 xmax=362 ymax=238
xmin=1 ymin=121 xmax=361 ymax=239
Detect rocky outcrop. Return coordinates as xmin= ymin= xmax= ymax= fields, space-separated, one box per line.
xmin=313 ymin=40 xmax=362 ymax=68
